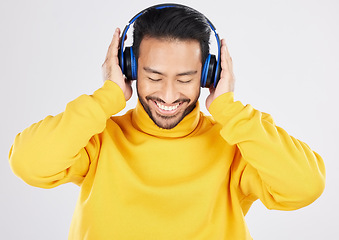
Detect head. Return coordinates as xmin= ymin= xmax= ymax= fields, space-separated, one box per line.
xmin=132 ymin=6 xmax=211 ymax=129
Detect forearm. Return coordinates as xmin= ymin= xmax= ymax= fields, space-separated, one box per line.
xmin=209 ymin=92 xmax=326 ymax=209
xmin=9 ymin=80 xmax=125 ymax=188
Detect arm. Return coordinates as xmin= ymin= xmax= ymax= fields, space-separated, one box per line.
xmin=207 ymin=39 xmax=325 ymax=210
xmin=9 ymin=28 xmax=130 ymax=189
xmin=209 ymin=92 xmax=325 ymax=210
xmin=9 ymin=81 xmax=126 ymax=188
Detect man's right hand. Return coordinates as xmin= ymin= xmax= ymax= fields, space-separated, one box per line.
xmin=102 ymin=28 xmax=133 ymax=101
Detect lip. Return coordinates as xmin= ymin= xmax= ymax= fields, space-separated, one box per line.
xmin=150 ymin=100 xmax=184 ymax=116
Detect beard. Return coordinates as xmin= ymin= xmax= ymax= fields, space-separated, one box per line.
xmin=137 ymin=92 xmax=199 ymax=130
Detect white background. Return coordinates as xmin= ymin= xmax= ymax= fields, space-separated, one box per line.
xmin=1 ymin=0 xmax=338 ymax=239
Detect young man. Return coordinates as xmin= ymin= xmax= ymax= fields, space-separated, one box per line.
xmin=9 ymin=4 xmax=325 ymax=240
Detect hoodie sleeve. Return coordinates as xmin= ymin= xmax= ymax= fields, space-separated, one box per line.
xmin=209 ymin=92 xmax=325 ymax=211
xmin=9 ymin=80 xmax=126 ymax=189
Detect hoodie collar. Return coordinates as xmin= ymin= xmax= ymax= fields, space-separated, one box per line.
xmin=131 ymin=100 xmax=201 ymax=138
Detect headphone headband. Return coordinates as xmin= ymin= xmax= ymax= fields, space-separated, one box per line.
xmin=119 ymin=3 xmax=221 ymax=88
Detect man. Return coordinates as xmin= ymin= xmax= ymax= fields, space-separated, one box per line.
xmin=9 ymin=4 xmax=325 ymax=240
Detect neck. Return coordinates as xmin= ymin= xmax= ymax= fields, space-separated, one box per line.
xmin=132 ymin=100 xmax=201 ymax=138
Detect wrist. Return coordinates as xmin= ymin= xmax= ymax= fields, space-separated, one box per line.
xmin=208 ymin=92 xmax=244 ymax=126
xmin=92 ymin=80 xmax=126 ymax=118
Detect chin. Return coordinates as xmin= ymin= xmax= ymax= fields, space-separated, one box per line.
xmin=152 ymin=111 xmax=185 ymax=129
xmin=139 ymin=96 xmax=198 ymax=130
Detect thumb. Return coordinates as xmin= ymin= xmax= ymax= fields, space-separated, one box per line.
xmin=206 ymin=87 xmax=215 ymax=110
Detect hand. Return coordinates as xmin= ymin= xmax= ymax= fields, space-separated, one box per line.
xmin=206 ymin=39 xmax=235 ymax=110
xmin=102 ymin=28 xmax=133 ymax=101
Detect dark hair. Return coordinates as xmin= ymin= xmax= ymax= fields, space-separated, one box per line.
xmin=132 ymin=6 xmax=211 ymax=63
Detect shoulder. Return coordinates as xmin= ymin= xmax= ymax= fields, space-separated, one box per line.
xmin=200 ymin=111 xmax=217 ymax=126
xmin=194 ymin=111 xmax=221 ymax=136
xmin=107 ymin=109 xmax=134 ymax=129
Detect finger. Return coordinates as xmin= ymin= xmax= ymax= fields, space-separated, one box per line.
xmin=220 ymin=39 xmax=233 ymax=73
xmin=121 ymin=33 xmax=127 ymax=42
xmin=220 ymin=39 xmax=228 ymax=73
xmin=209 ymin=84 xmax=215 ymax=94
xmin=222 ymin=39 xmax=231 ymax=58
xmin=124 ymin=79 xmax=133 ymax=101
xmin=224 ymin=39 xmax=233 ymax=68
xmin=117 ymin=32 xmax=128 ymax=62
xmin=105 ymin=28 xmax=121 ymax=62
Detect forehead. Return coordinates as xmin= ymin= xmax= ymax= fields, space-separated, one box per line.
xmin=138 ymin=37 xmax=202 ymax=70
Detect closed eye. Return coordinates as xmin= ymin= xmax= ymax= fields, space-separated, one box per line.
xmin=148 ymin=77 xmax=162 ymax=82
xmin=177 ymin=79 xmax=192 ymax=84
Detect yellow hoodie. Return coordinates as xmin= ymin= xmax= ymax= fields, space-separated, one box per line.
xmin=9 ymin=80 xmax=325 ymax=239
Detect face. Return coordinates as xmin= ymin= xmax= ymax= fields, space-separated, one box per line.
xmin=136 ymin=37 xmax=202 ymax=129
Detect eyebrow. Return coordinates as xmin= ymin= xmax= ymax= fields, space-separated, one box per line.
xmin=143 ymin=67 xmax=197 ymax=77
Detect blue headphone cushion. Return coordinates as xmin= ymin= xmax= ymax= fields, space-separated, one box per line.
xmin=130 ymin=47 xmax=137 ymax=80
xmin=201 ymin=54 xmax=211 ymax=87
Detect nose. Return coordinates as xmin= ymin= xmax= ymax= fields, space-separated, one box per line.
xmin=159 ymin=80 xmax=180 ymax=104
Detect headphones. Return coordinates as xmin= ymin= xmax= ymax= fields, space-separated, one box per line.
xmin=118 ymin=3 xmax=221 ymax=88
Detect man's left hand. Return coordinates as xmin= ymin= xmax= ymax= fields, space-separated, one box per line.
xmin=206 ymin=39 xmax=235 ymax=110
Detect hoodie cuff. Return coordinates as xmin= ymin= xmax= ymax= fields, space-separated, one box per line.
xmin=91 ymin=80 xmax=126 ymax=118
xmin=208 ymin=92 xmax=244 ymax=126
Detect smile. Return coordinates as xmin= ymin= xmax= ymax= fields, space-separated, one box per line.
xmin=152 ymin=100 xmax=183 ymax=115
xmin=155 ymin=102 xmax=180 ymax=111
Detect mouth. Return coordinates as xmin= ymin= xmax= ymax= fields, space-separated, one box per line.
xmin=150 ymin=100 xmax=185 ymax=116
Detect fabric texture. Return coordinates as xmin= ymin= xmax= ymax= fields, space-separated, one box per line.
xmin=9 ymin=80 xmax=326 ymax=240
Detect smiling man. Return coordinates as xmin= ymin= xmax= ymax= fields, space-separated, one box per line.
xmin=137 ymin=37 xmax=201 ymax=129
xmin=9 ymin=4 xmax=325 ymax=240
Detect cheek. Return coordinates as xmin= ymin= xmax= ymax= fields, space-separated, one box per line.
xmin=183 ymin=83 xmax=201 ymax=101
xmin=136 ymin=78 xmax=153 ymax=98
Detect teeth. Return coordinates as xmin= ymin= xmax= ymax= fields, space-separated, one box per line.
xmin=156 ymin=102 xmax=180 ymax=111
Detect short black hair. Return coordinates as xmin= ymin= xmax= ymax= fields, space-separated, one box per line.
xmin=132 ymin=6 xmax=211 ymax=63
